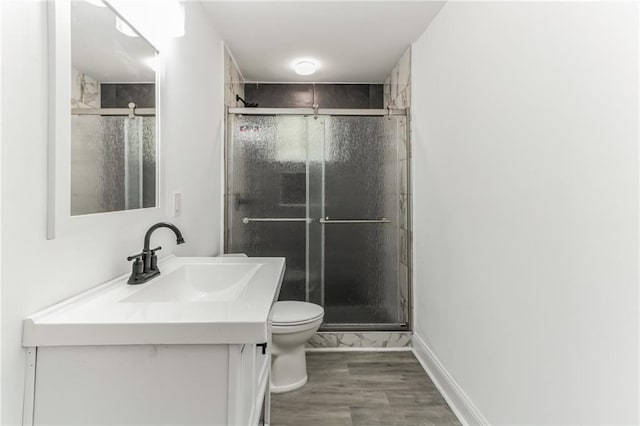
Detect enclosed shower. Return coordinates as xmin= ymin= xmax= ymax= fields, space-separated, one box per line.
xmin=225 ymin=108 xmax=410 ymax=331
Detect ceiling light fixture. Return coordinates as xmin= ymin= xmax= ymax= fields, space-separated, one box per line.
xmin=292 ymin=59 xmax=319 ymax=76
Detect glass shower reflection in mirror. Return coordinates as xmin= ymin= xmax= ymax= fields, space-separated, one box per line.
xmin=70 ymin=0 xmax=157 ymax=216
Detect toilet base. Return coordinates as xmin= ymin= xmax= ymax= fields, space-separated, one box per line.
xmin=270 ymin=344 xmax=308 ymax=393
xmin=270 ymin=374 xmax=307 ymax=394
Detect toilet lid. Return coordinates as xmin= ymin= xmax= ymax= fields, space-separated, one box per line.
xmin=272 ymin=301 xmax=324 ymax=326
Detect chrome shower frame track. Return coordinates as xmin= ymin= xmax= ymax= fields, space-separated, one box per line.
xmin=228 ymin=107 xmax=407 ymax=117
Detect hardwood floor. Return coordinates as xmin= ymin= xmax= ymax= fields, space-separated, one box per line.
xmin=271 ymin=351 xmax=461 ymax=426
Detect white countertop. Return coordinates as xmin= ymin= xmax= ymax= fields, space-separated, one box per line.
xmin=23 ymin=256 xmax=285 ymax=347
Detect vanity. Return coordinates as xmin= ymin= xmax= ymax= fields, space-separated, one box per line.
xmin=22 ymin=256 xmax=284 ymax=426
xmin=31 ymin=1 xmax=285 ymax=422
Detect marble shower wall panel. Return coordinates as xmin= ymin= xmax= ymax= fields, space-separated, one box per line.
xmin=384 ymin=47 xmax=412 ymax=328
xmin=71 ymin=68 xmax=101 ymax=215
xmin=224 ymin=47 xmax=245 ymax=107
xmin=306 ymin=332 xmax=412 ymax=349
xmin=72 ymin=67 xmax=100 ymax=109
xmin=383 ymin=47 xmax=411 ymax=109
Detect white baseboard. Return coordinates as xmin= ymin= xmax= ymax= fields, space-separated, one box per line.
xmin=412 ymin=333 xmax=489 ymax=426
xmin=306 ymin=347 xmax=413 ymax=353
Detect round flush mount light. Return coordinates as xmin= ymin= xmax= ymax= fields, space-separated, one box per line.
xmin=292 ymin=59 xmax=319 ymax=76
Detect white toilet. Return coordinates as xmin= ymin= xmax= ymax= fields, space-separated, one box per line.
xmin=270 ymin=301 xmax=324 ymax=393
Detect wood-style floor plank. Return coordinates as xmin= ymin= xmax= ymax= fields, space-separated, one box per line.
xmin=271 ymin=351 xmax=461 ymax=426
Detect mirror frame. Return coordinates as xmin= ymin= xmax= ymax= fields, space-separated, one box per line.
xmin=47 ymin=0 xmax=165 ymax=239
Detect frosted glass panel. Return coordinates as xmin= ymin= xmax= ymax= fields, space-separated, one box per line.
xmin=307 ymin=117 xmax=325 ymax=307
xmin=321 ymin=116 xmax=400 ymax=325
xmin=71 ymin=115 xmax=156 ymax=216
xmin=226 ymin=115 xmax=309 ymax=300
xmin=226 ymin=113 xmax=406 ymax=329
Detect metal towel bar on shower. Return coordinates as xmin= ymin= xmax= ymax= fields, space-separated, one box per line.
xmin=242 ymin=217 xmax=390 ymax=224
xmin=319 ymin=217 xmax=391 ymax=224
xmin=242 ymin=217 xmax=310 ymax=224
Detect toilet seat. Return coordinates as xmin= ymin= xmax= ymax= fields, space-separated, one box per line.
xmin=272 ymin=301 xmax=324 ymax=326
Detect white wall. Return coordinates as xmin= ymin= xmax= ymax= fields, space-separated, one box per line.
xmin=411 ymin=2 xmax=638 ymax=424
xmin=0 ymin=1 xmax=4 ymax=423
xmin=0 ymin=2 xmax=224 ymax=424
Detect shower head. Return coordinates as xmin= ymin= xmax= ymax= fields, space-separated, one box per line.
xmin=236 ymin=95 xmax=259 ymax=108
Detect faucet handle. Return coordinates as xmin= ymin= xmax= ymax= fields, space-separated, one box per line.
xmin=127 ymin=252 xmax=145 ymax=262
xmin=149 ymin=246 xmax=162 ymax=271
xmin=127 ymin=254 xmax=145 ymax=284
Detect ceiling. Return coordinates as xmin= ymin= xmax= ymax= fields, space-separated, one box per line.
xmin=71 ymin=1 xmax=156 ymax=83
xmin=201 ymin=1 xmax=445 ymax=83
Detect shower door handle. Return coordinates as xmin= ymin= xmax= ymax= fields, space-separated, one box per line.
xmin=319 ymin=217 xmax=391 ymax=224
xmin=242 ymin=217 xmax=310 ymax=224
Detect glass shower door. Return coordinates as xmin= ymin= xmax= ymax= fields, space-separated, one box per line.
xmin=226 ymin=113 xmax=407 ymax=329
xmin=315 ymin=116 xmax=402 ymax=328
xmin=226 ymin=115 xmax=309 ymax=300
xmin=70 ymin=115 xmax=156 ymax=216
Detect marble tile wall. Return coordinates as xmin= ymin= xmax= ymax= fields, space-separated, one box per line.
xmin=244 ymin=83 xmax=313 ymax=108
xmin=71 ymin=67 xmax=100 ymax=109
xmin=384 ymin=47 xmax=411 ymax=109
xmin=224 ymin=46 xmax=245 ymax=107
xmin=315 ymin=84 xmax=383 ymax=108
xmin=101 ymin=83 xmax=155 ymax=108
xmin=385 ymin=47 xmax=412 ymax=328
xmin=243 ymin=83 xmax=384 ymax=109
xmin=306 ymin=332 xmax=412 ymax=349
xmin=70 ymin=68 xmax=102 ymax=216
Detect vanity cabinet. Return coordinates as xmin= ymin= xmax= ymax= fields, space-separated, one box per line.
xmin=22 ymin=256 xmax=285 ymax=426
xmin=230 ymin=342 xmax=271 ymax=425
xmin=26 ymin=340 xmax=271 ymax=426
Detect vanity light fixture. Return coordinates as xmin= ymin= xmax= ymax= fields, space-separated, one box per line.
xmin=113 ymin=0 xmax=184 ymax=40
xmin=116 ymin=16 xmax=139 ymax=37
xmin=86 ymin=0 xmax=106 ymax=7
xmin=292 ymin=59 xmax=319 ymax=76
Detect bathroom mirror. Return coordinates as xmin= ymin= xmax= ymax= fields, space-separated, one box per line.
xmin=48 ymin=0 xmax=164 ymax=238
xmin=70 ymin=0 xmax=158 ymax=216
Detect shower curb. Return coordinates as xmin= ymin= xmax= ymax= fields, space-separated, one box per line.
xmin=305 ymin=331 xmax=412 ymax=349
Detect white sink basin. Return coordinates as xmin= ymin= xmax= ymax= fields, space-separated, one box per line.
xmin=23 ymin=256 xmax=285 ymax=347
xmin=122 ymin=263 xmax=262 ymax=303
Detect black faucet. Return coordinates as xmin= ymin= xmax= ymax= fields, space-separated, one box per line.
xmin=127 ymin=222 xmax=185 ymax=285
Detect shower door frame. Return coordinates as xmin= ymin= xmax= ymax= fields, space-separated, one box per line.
xmin=224 ymin=107 xmax=412 ymax=332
